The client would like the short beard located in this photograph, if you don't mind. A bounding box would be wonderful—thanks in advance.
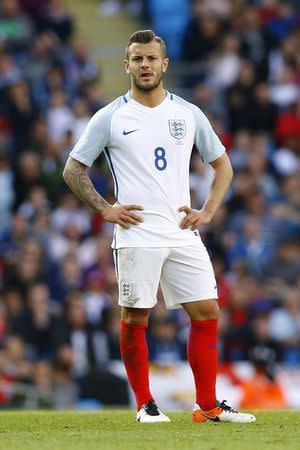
[132,72,163,92]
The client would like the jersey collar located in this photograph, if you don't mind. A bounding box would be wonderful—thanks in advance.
[123,90,173,109]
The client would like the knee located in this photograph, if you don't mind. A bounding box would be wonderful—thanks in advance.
[187,300,220,321]
[121,307,150,326]
[202,301,220,321]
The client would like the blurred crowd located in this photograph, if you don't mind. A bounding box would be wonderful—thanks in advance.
[0,0,300,409]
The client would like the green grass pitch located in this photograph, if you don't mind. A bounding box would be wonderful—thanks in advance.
[0,410,298,450]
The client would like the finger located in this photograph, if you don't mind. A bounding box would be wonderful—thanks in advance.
[178,205,191,214]
[126,211,144,222]
[121,215,141,225]
[124,204,144,211]
[117,219,131,229]
[182,214,200,229]
[180,214,194,229]
[189,218,200,228]
[193,218,207,228]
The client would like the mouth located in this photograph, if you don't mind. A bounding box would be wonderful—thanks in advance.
[141,72,153,79]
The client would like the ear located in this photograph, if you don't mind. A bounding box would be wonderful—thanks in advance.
[162,58,169,73]
[124,60,131,74]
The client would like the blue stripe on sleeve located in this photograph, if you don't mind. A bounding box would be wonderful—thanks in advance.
[115,248,119,279]
[104,147,119,200]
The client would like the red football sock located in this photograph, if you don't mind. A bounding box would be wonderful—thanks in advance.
[120,320,153,410]
[187,319,218,410]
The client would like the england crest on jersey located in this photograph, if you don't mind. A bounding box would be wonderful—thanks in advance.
[168,120,186,139]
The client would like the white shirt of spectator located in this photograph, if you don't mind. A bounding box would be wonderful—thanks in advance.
[70,91,225,248]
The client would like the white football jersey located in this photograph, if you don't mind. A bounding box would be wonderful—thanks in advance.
[70,91,225,248]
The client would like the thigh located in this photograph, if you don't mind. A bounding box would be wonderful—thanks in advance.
[114,247,167,309]
[160,244,218,309]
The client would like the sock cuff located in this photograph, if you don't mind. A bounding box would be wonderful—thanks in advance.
[191,319,218,329]
[121,319,148,330]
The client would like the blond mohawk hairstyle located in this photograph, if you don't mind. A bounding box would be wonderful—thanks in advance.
[125,29,167,59]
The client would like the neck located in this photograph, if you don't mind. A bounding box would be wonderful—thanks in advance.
[130,84,166,108]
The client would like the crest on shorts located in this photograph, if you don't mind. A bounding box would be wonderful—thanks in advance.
[168,120,186,139]
[122,281,133,301]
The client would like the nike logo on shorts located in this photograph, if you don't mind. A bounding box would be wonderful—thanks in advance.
[123,129,138,135]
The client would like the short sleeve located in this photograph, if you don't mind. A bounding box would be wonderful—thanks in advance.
[69,107,111,167]
[193,106,225,163]
[70,94,129,167]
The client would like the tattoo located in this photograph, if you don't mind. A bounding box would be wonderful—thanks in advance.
[63,158,108,213]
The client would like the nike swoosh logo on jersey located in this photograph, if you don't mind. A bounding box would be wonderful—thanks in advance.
[123,129,138,135]
[198,412,220,422]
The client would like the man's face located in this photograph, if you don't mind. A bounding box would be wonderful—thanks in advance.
[124,41,169,91]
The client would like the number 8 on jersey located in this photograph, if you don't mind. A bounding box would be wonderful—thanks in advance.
[154,147,167,171]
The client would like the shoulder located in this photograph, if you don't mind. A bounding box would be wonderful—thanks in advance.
[171,93,201,115]
[171,93,207,123]
[92,95,127,124]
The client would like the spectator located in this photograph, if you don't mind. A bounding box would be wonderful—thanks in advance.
[19,0,49,20]
[226,61,256,132]
[265,239,300,285]
[0,212,30,264]
[2,289,23,337]
[240,310,286,409]
[0,335,32,386]
[238,5,270,80]
[0,149,14,226]
[80,80,106,114]
[26,32,64,108]
[0,52,23,89]
[275,97,300,148]
[268,288,300,364]
[13,151,43,206]
[12,282,58,360]
[148,318,186,364]
[7,80,37,154]
[266,1,298,44]
[52,357,78,409]
[210,33,241,90]
[18,185,50,222]
[48,255,82,302]
[67,41,99,89]
[71,98,90,144]
[53,292,109,377]
[46,89,74,142]
[181,7,223,64]
[5,241,46,294]
[0,0,33,57]
[37,0,74,43]
[251,83,278,133]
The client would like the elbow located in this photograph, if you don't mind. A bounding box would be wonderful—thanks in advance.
[62,166,68,182]
[228,164,234,184]
[63,157,87,185]
[63,165,70,184]
[219,159,233,189]
[223,155,233,185]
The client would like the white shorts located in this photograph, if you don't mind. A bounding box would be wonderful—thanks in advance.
[114,244,218,309]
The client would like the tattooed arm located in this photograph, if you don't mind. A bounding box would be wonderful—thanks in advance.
[63,157,108,213]
[63,157,144,229]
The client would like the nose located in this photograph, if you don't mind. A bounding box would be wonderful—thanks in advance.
[141,57,149,68]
